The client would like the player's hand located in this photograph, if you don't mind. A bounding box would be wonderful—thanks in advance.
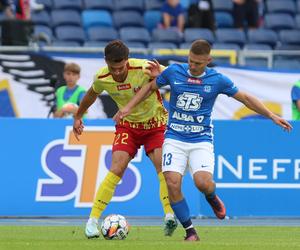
[270,114,292,132]
[113,107,131,124]
[73,118,84,141]
[145,60,161,78]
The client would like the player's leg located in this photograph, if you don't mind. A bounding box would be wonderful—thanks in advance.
[85,126,137,238]
[189,142,226,219]
[148,148,177,236]
[162,139,199,241]
[145,127,177,236]
[85,151,132,238]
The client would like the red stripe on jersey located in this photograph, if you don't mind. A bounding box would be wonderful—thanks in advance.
[98,72,111,79]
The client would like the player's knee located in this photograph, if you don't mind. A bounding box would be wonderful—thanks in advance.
[165,177,181,198]
[195,178,214,193]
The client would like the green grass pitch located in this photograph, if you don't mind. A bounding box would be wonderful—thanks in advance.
[0,226,300,250]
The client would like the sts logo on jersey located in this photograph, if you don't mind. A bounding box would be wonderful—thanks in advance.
[176,92,203,111]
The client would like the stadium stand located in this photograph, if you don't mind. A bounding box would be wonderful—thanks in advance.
[51,10,82,28]
[31,11,51,26]
[152,28,183,45]
[113,11,144,28]
[148,42,178,49]
[87,27,118,42]
[215,11,234,28]
[212,0,233,13]
[265,0,296,15]
[144,10,161,31]
[119,27,151,45]
[215,28,246,48]
[247,29,278,48]
[52,0,82,11]
[145,0,163,10]
[55,26,86,44]
[264,13,295,31]
[83,0,115,11]
[115,0,145,13]
[184,28,215,44]
[82,10,113,29]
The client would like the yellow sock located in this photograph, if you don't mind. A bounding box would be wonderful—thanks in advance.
[90,171,121,219]
[158,172,174,215]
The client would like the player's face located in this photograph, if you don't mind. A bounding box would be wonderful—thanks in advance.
[188,52,211,76]
[64,71,80,87]
[107,59,128,82]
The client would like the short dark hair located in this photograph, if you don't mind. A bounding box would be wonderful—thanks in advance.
[190,40,211,55]
[105,40,129,63]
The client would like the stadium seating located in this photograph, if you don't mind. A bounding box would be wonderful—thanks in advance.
[215,11,234,28]
[247,29,278,48]
[215,28,246,47]
[243,44,273,50]
[213,43,241,50]
[152,28,183,45]
[115,0,145,13]
[124,42,146,48]
[296,14,300,29]
[52,41,81,47]
[273,58,300,69]
[265,0,296,15]
[113,11,144,28]
[145,0,163,10]
[87,27,118,42]
[264,13,295,30]
[36,0,53,10]
[212,0,233,13]
[244,58,269,68]
[31,10,51,26]
[180,0,191,9]
[148,42,178,49]
[82,10,113,29]
[34,25,53,42]
[83,0,114,11]
[55,26,86,44]
[52,0,82,11]
[144,10,161,31]
[83,41,108,47]
[119,27,151,45]
[184,28,215,44]
[279,30,300,45]
[51,10,82,28]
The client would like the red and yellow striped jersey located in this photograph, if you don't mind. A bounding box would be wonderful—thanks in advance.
[92,58,167,129]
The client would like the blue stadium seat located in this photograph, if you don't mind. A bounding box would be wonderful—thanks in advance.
[247,29,278,48]
[265,0,296,15]
[83,0,114,11]
[213,43,241,50]
[148,42,178,49]
[87,27,118,41]
[124,42,146,48]
[52,40,81,47]
[184,28,215,44]
[215,11,234,28]
[264,13,295,30]
[144,10,161,31]
[298,0,300,13]
[212,0,233,12]
[36,0,53,10]
[51,10,82,27]
[296,14,300,29]
[273,58,300,70]
[115,0,144,13]
[113,11,144,28]
[279,30,300,45]
[215,28,246,47]
[31,10,51,26]
[55,25,86,44]
[180,0,190,9]
[52,0,82,11]
[243,44,272,50]
[145,0,163,10]
[152,28,183,45]
[276,44,300,50]
[82,10,113,29]
[34,25,53,41]
[179,42,192,49]
[84,41,108,47]
[244,58,268,68]
[119,27,151,45]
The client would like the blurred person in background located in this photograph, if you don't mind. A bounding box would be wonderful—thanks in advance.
[233,0,261,30]
[15,0,31,20]
[161,0,185,33]
[187,0,216,31]
[54,63,86,118]
[291,80,300,120]
[0,0,14,18]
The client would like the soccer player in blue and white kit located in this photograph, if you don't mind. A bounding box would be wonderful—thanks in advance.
[114,40,292,241]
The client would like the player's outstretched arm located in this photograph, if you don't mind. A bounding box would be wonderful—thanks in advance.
[73,87,99,140]
[233,91,292,132]
[113,80,159,123]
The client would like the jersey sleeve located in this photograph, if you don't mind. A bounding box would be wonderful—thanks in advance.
[92,71,104,94]
[291,85,300,101]
[156,65,173,88]
[219,74,238,97]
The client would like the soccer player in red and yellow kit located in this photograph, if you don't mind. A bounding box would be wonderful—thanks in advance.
[73,40,177,239]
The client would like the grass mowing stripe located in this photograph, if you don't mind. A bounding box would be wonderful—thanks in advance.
[0,226,300,250]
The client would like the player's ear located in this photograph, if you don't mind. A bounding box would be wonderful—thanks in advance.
[207,56,212,64]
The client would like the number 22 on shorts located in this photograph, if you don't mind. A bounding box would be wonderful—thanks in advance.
[114,133,129,145]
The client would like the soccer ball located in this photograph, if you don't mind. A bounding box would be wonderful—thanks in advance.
[100,214,130,240]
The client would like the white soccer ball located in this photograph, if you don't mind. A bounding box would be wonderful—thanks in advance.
[100,214,130,240]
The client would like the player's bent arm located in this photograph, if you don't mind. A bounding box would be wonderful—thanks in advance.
[74,87,99,119]
[233,91,273,118]
[233,91,292,131]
